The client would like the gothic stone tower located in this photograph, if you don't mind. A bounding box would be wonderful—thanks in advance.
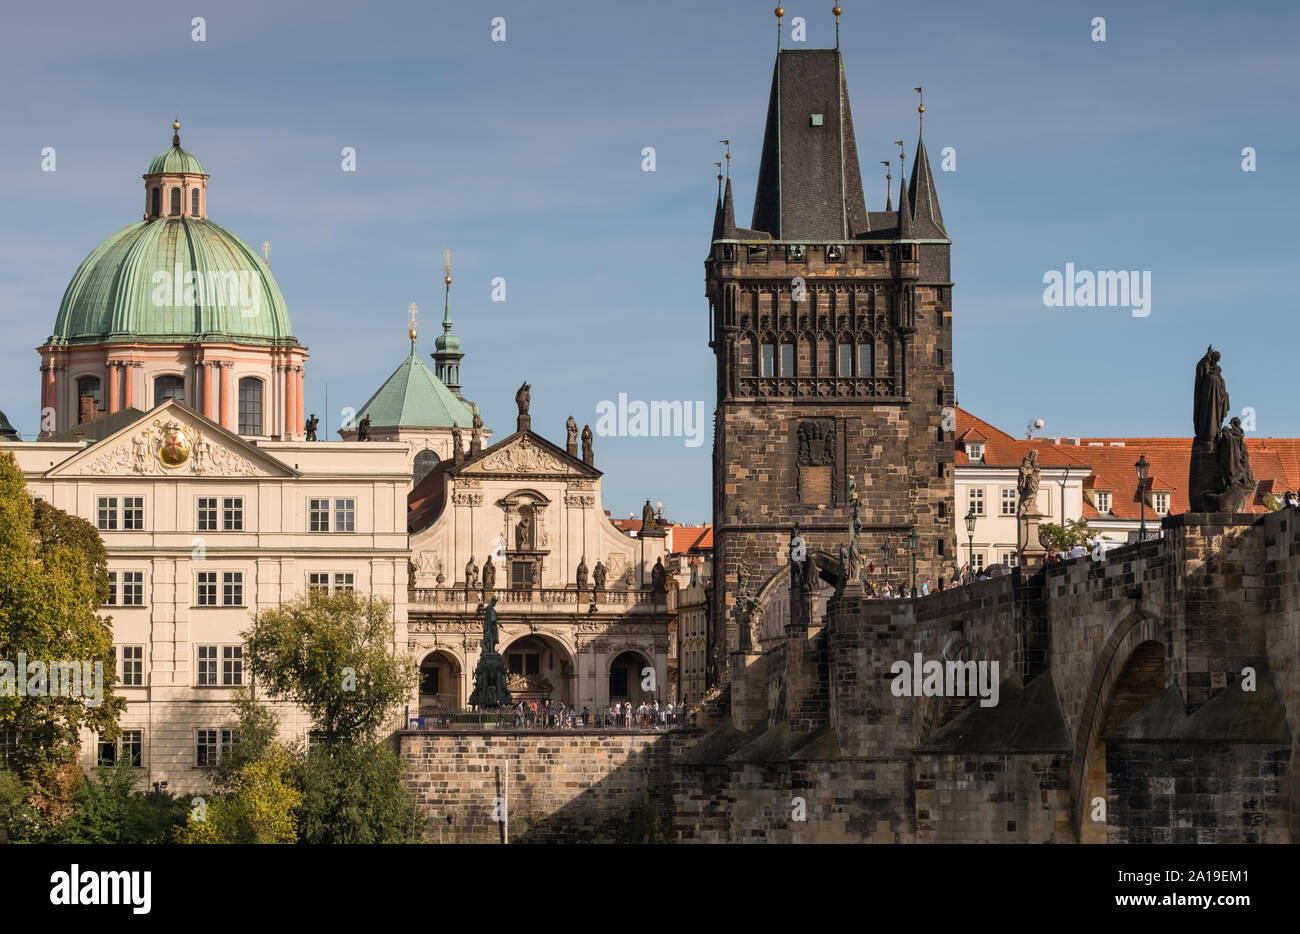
[706,46,955,680]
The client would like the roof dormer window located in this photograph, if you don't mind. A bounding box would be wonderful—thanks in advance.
[967,442,984,462]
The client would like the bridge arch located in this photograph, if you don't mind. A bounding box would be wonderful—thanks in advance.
[750,551,839,650]
[1070,610,1167,842]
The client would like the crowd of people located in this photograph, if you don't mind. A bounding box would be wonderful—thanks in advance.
[411,699,689,730]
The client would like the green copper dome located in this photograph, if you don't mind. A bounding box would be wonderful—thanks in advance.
[356,343,477,429]
[48,217,298,346]
[147,145,205,175]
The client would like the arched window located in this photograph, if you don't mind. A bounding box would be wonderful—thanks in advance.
[191,188,200,215]
[169,188,181,216]
[76,376,101,422]
[413,449,440,484]
[238,378,263,435]
[151,188,160,216]
[154,375,185,406]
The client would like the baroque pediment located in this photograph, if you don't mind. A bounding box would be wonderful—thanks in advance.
[458,432,596,479]
[49,401,291,479]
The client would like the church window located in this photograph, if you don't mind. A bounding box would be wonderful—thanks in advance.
[77,376,102,421]
[238,378,263,435]
[154,375,185,406]
[169,187,181,216]
[151,187,161,216]
[413,450,440,484]
[780,342,795,376]
[760,343,775,377]
[191,188,200,215]
[859,343,874,378]
[510,560,535,593]
[838,342,852,376]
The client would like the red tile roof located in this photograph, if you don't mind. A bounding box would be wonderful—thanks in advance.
[669,524,714,554]
[953,407,1092,470]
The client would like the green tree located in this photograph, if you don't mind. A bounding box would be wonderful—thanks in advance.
[244,589,416,747]
[184,744,300,844]
[0,450,124,811]
[1038,518,1095,552]
[40,760,187,844]
[294,740,421,844]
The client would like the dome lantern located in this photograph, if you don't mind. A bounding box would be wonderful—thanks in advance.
[143,120,209,220]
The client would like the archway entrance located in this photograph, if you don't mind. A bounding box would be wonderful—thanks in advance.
[1081,639,1166,843]
[609,650,654,706]
[501,634,574,706]
[419,650,462,713]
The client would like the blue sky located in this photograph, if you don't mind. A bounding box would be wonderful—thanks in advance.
[1,0,1296,521]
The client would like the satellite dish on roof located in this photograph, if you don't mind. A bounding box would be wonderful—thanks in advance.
[1026,418,1045,439]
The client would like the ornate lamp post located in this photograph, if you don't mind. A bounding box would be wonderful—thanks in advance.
[964,507,977,577]
[1135,454,1150,542]
[908,527,919,597]
[881,545,890,591]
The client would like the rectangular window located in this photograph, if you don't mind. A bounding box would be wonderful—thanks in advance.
[222,646,243,686]
[122,497,144,531]
[197,497,218,532]
[1153,492,1169,515]
[121,730,143,767]
[968,488,985,517]
[97,497,118,531]
[121,571,144,606]
[196,728,235,767]
[937,538,945,556]
[119,646,144,686]
[973,552,986,572]
[779,343,795,377]
[197,646,218,685]
[333,572,355,592]
[1001,552,1019,568]
[0,731,16,768]
[196,571,217,606]
[760,344,776,377]
[859,343,874,378]
[838,343,852,376]
[308,572,331,594]
[106,571,118,606]
[1000,488,1017,516]
[97,736,117,767]
[334,499,355,533]
[309,498,330,532]
[1096,491,1112,514]
[222,497,244,532]
[222,572,243,606]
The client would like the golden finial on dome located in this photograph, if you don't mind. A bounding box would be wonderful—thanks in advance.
[173,120,180,131]
[172,118,181,148]
[833,4,842,17]
[774,5,784,17]
[408,302,419,341]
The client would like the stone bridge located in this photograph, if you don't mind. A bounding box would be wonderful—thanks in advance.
[674,510,1298,843]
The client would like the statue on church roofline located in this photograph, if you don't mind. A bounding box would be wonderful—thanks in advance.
[356,413,371,442]
[581,424,594,465]
[515,381,531,416]
[305,413,318,442]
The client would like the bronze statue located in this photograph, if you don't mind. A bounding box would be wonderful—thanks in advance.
[356,414,371,442]
[1017,449,1041,516]
[592,560,607,592]
[515,381,531,416]
[481,597,500,655]
[305,413,319,441]
[651,556,667,592]
[576,555,589,591]
[1193,346,1229,445]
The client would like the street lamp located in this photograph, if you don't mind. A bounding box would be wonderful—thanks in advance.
[964,507,977,577]
[908,527,919,597]
[1135,454,1150,542]
[881,545,890,591]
